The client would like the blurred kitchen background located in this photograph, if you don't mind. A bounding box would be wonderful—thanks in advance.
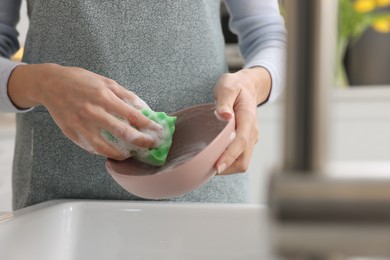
[1,0,390,213]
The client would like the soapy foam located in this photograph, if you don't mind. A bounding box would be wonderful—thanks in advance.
[121,99,163,132]
[147,120,165,132]
[133,97,150,110]
[101,130,132,158]
[141,120,168,147]
[104,97,175,164]
[102,116,171,160]
[123,125,142,143]
[77,134,96,154]
[123,96,150,110]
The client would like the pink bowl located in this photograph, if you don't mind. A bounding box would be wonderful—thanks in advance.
[105,103,235,199]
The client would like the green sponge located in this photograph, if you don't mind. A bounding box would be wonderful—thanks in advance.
[102,109,176,166]
[135,109,177,166]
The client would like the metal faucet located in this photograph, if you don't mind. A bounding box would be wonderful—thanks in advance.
[271,1,390,259]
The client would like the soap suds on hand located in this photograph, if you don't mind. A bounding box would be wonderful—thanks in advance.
[76,134,98,155]
[102,108,176,166]
[123,96,150,110]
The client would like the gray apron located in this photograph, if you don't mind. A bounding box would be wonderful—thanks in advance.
[13,0,249,210]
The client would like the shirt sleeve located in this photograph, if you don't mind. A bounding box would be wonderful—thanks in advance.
[0,0,31,113]
[224,0,287,103]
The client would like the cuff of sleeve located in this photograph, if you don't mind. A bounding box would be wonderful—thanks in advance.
[244,61,281,104]
[244,54,286,104]
[0,58,33,113]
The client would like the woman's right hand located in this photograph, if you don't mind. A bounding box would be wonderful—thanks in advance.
[8,63,161,160]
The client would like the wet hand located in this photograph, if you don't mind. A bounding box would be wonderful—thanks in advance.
[8,64,161,160]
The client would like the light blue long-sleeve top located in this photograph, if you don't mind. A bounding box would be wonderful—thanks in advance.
[0,0,286,112]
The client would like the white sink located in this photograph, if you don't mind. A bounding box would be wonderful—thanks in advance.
[0,200,273,259]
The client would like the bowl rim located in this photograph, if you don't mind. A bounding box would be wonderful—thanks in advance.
[106,103,235,178]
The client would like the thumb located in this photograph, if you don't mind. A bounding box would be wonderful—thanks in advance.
[214,80,238,121]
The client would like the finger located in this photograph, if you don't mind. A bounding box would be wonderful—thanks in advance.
[107,119,157,148]
[99,82,160,131]
[89,108,157,148]
[59,114,129,160]
[215,105,257,174]
[218,145,254,175]
[76,130,129,160]
[110,84,150,117]
[62,128,97,154]
[214,75,239,120]
[106,97,161,130]
[215,133,246,175]
[110,86,150,110]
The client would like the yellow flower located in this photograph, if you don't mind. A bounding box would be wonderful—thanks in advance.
[354,0,376,13]
[376,0,390,7]
[11,47,24,62]
[372,15,390,32]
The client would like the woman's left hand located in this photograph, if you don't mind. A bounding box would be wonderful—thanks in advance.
[214,67,272,175]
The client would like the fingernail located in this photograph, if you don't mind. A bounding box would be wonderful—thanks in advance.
[214,110,225,121]
[217,163,227,175]
[214,109,234,121]
[220,108,233,116]
[219,109,234,120]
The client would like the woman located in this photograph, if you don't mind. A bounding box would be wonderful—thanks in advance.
[0,0,286,209]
